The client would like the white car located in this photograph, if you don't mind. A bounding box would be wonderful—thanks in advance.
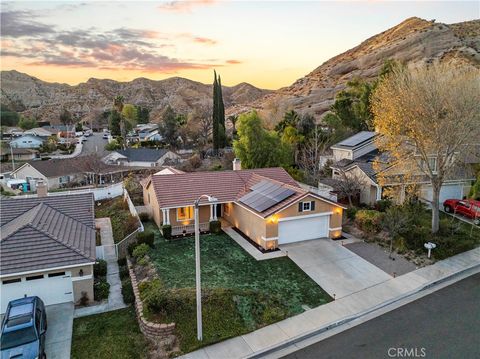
[102,133,109,139]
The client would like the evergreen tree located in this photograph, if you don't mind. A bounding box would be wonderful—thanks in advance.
[217,75,226,147]
[212,70,219,151]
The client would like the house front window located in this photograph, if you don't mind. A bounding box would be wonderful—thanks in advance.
[59,175,70,184]
[177,206,194,221]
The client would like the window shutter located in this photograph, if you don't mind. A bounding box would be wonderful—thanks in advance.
[311,201,315,211]
[298,202,303,212]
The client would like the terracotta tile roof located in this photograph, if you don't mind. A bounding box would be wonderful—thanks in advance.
[150,167,304,216]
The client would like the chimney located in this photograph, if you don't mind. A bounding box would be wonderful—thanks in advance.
[36,181,48,197]
[232,158,242,171]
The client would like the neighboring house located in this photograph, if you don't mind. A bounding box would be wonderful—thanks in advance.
[153,167,185,176]
[143,160,345,250]
[323,131,475,205]
[24,127,57,138]
[0,147,37,162]
[0,191,96,313]
[103,148,180,167]
[9,135,44,149]
[11,159,86,189]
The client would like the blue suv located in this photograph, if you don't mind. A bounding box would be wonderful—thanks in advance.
[1,296,47,359]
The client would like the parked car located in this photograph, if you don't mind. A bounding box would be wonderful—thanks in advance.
[102,133,110,139]
[75,131,84,137]
[443,198,480,225]
[0,296,47,359]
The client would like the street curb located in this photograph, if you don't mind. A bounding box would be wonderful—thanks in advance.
[246,262,480,359]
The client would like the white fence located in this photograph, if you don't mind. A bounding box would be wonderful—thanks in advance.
[12,182,124,201]
[96,245,105,260]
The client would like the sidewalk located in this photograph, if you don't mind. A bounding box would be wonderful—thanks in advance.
[181,246,480,359]
[74,218,126,318]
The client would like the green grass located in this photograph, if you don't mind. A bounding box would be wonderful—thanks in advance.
[71,308,148,359]
[142,221,331,353]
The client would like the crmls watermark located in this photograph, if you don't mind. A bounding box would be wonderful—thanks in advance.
[388,347,427,358]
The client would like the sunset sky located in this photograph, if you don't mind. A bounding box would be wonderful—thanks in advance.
[1,1,478,89]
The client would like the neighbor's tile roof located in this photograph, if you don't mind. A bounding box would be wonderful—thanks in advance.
[150,167,309,217]
[0,193,96,275]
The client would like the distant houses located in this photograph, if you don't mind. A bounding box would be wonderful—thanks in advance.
[9,134,45,149]
[103,148,180,167]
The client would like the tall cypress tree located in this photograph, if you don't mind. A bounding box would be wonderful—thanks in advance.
[212,70,219,151]
[217,75,226,147]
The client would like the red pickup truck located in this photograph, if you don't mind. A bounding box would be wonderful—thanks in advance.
[443,199,480,225]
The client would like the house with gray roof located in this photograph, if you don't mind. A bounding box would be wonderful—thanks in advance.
[0,192,96,313]
[322,131,475,205]
[103,148,180,167]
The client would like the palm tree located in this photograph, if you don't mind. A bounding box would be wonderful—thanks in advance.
[113,96,126,148]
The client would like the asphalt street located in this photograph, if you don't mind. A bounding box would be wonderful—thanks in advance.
[80,132,109,157]
[282,273,480,359]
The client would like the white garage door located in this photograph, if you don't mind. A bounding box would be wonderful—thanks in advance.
[278,215,329,244]
[422,184,464,204]
[1,271,73,313]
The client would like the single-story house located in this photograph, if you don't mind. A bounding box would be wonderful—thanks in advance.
[323,131,475,205]
[103,148,180,167]
[0,190,96,313]
[23,127,57,138]
[9,134,45,149]
[10,157,134,190]
[0,147,37,162]
[143,160,345,250]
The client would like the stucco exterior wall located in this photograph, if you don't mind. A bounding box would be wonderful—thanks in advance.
[144,183,161,226]
[266,195,343,239]
[223,203,267,247]
[168,205,210,226]
[13,164,47,184]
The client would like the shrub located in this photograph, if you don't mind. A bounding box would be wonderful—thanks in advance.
[94,260,107,278]
[132,243,150,261]
[433,237,476,260]
[139,212,150,222]
[374,199,392,212]
[121,278,135,304]
[79,291,89,306]
[162,224,172,239]
[346,207,358,220]
[355,210,384,234]
[128,242,139,256]
[209,220,221,234]
[94,279,110,301]
[137,230,155,247]
[119,265,129,280]
[117,257,127,267]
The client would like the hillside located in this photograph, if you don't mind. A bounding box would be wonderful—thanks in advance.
[0,71,271,123]
[249,17,480,119]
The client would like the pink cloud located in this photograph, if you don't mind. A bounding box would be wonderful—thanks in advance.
[158,0,217,13]
[226,59,242,64]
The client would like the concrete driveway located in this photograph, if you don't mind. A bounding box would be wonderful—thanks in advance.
[45,303,74,359]
[281,239,391,299]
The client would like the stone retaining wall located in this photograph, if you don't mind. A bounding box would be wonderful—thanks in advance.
[127,259,175,340]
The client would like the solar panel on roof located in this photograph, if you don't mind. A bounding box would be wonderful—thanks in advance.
[238,180,295,213]
[337,131,375,147]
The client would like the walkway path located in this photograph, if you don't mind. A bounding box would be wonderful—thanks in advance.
[181,246,480,359]
[223,226,286,261]
[74,218,126,318]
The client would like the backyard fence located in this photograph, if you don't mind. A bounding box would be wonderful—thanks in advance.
[12,182,124,201]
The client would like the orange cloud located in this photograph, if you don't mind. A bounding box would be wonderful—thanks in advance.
[226,59,242,64]
[194,37,217,45]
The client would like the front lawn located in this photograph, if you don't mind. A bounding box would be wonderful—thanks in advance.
[140,222,331,353]
[71,308,148,359]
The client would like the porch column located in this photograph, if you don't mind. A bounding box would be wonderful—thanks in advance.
[209,204,214,221]
[166,209,170,225]
[213,204,218,221]
[162,209,167,224]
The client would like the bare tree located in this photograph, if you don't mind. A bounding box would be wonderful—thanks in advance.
[332,170,363,207]
[191,104,212,145]
[382,206,411,259]
[372,64,480,233]
[297,127,330,185]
